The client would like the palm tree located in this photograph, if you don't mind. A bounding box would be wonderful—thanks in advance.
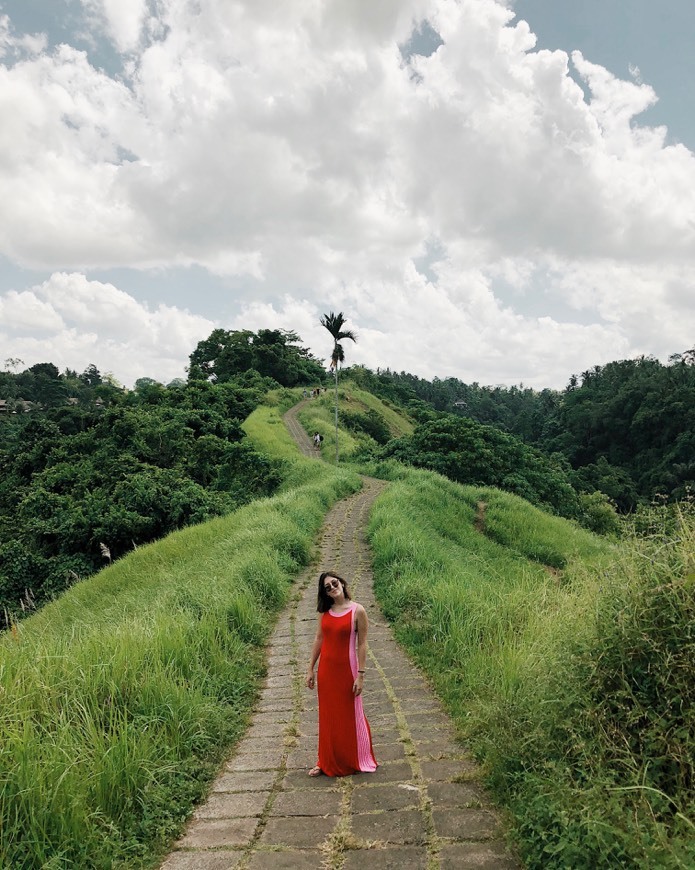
[320,311,357,463]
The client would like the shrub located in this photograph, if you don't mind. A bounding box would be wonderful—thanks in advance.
[380,414,581,518]
[578,491,622,536]
[340,409,392,445]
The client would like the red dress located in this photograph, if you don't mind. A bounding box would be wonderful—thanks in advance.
[317,602,378,776]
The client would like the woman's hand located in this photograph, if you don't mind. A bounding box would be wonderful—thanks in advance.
[352,673,364,696]
[305,670,315,690]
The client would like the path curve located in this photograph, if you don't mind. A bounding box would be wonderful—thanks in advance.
[161,405,518,869]
[283,399,319,459]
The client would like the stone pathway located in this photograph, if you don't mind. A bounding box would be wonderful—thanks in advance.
[160,408,519,869]
[282,399,318,459]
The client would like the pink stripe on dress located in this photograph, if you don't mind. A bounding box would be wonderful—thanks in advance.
[350,604,378,772]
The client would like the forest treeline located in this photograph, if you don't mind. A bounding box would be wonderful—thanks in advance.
[348,350,695,510]
[1,330,693,623]
[0,328,324,624]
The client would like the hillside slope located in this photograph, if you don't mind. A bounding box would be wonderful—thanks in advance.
[0,390,362,868]
[366,463,693,869]
[2,385,691,869]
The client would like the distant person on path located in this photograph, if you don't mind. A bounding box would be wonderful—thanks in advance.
[313,432,322,449]
[305,571,378,777]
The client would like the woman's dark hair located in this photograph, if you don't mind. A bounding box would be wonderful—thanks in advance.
[317,571,350,613]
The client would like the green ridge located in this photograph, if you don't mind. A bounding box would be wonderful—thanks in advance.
[2,384,692,869]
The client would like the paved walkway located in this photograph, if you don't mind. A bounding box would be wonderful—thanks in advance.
[282,399,319,459]
[161,405,518,869]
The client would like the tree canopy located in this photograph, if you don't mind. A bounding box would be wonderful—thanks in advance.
[352,350,695,508]
[188,328,325,386]
[380,412,581,518]
[0,365,280,625]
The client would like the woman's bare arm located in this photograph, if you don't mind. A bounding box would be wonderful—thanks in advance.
[305,614,323,690]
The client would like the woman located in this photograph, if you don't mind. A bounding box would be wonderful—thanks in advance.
[305,571,378,777]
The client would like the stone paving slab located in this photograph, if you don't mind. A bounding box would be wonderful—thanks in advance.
[225,752,281,772]
[433,807,502,840]
[178,817,259,849]
[258,815,339,848]
[439,842,520,868]
[427,781,486,807]
[270,789,342,816]
[211,771,276,793]
[367,742,406,762]
[406,700,445,713]
[263,675,293,688]
[351,783,420,813]
[263,667,294,679]
[368,713,400,727]
[371,728,401,744]
[266,656,294,670]
[420,759,481,782]
[386,677,432,690]
[250,712,293,725]
[412,735,462,755]
[361,760,413,784]
[350,808,428,844]
[192,791,269,820]
[237,735,288,753]
[363,706,396,719]
[159,458,519,868]
[160,852,243,870]
[285,749,318,769]
[245,850,325,869]
[280,770,341,790]
[342,846,429,869]
[405,711,453,727]
[257,695,294,709]
[243,724,288,740]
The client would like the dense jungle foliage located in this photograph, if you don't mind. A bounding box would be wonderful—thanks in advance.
[348,350,695,509]
[187,326,326,386]
[0,329,328,624]
[2,334,693,624]
[377,412,582,519]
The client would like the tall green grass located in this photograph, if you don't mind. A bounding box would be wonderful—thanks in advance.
[490,506,695,869]
[297,391,360,459]
[368,468,596,705]
[368,467,694,867]
[0,457,360,868]
[337,383,414,438]
[295,381,413,461]
[467,486,608,569]
[264,386,305,414]
[241,403,303,463]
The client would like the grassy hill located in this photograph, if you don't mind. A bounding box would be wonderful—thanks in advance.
[0,388,362,868]
[296,380,414,458]
[364,463,693,868]
[1,385,692,869]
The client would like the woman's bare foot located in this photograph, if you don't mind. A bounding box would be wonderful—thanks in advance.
[308,766,323,777]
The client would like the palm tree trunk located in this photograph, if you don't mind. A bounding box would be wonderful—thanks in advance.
[334,362,339,463]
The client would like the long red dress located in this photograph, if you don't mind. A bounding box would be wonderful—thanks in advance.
[317,602,378,776]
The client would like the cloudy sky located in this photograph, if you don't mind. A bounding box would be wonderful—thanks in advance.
[1,0,694,390]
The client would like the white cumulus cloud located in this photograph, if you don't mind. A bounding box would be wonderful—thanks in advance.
[0,0,693,389]
[1,273,215,386]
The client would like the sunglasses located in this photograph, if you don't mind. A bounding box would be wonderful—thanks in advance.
[323,579,341,591]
